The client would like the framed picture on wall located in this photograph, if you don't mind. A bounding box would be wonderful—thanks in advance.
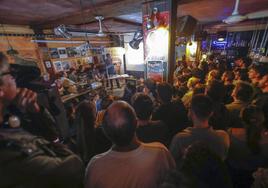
[66,47,77,57]
[53,61,63,72]
[58,47,68,58]
[45,61,52,68]
[49,48,60,59]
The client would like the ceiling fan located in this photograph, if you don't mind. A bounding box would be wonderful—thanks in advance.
[223,0,268,24]
[54,15,108,38]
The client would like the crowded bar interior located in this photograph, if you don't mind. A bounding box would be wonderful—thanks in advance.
[0,0,268,187]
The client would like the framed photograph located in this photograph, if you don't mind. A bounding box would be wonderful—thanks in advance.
[45,61,52,68]
[58,47,68,59]
[53,61,63,72]
[49,48,60,59]
[66,47,77,57]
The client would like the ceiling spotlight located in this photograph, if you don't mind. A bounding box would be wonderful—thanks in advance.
[129,30,143,49]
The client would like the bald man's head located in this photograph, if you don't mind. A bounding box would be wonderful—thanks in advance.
[103,101,137,147]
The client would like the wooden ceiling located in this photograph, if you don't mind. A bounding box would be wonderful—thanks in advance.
[178,0,268,23]
[0,0,267,33]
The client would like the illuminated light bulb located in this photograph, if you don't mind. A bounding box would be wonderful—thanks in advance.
[146,27,169,59]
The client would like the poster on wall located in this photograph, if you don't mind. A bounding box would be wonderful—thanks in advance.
[143,0,170,81]
[147,60,165,82]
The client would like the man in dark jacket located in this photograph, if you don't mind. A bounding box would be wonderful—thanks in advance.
[0,52,84,188]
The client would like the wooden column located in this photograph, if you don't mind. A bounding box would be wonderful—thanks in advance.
[167,0,178,84]
[31,26,54,77]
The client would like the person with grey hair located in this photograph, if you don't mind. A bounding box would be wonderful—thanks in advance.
[85,101,175,188]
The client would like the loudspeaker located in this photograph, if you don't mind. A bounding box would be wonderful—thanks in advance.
[194,30,208,41]
[177,15,197,37]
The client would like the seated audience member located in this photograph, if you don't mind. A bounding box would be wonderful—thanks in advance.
[206,80,231,130]
[226,81,254,120]
[0,52,84,188]
[170,94,230,163]
[221,71,235,104]
[58,71,78,94]
[182,77,200,107]
[85,101,175,188]
[180,142,233,188]
[132,93,168,146]
[227,105,268,188]
[152,82,189,144]
[68,68,78,82]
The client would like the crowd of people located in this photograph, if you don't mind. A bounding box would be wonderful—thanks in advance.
[0,50,268,188]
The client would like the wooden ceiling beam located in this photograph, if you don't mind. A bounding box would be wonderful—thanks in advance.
[39,0,144,29]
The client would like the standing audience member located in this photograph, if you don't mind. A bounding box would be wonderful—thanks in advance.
[121,81,137,104]
[221,71,235,104]
[226,81,254,128]
[105,53,120,89]
[0,52,84,188]
[143,78,158,105]
[206,80,231,130]
[132,93,168,146]
[75,100,96,163]
[152,82,189,144]
[85,101,175,188]
[234,68,250,83]
[227,105,268,188]
[206,69,221,85]
[180,142,233,188]
[170,94,230,164]
[181,77,200,108]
